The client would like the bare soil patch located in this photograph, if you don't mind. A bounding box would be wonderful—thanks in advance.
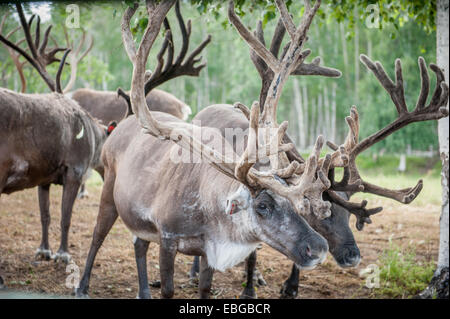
[0,184,440,299]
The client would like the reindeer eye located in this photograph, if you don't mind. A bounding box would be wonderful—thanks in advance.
[256,202,271,217]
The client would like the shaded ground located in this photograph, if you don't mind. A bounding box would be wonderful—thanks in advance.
[0,182,440,299]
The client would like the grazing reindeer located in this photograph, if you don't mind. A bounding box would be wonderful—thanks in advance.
[0,4,112,269]
[196,0,447,299]
[76,0,340,299]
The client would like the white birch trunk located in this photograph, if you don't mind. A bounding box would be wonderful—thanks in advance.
[331,82,337,143]
[302,85,309,149]
[421,0,449,299]
[436,0,449,274]
[293,78,305,149]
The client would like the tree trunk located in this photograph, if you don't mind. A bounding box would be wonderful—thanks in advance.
[293,78,305,149]
[339,23,351,91]
[419,0,449,299]
[354,15,360,102]
[302,85,309,148]
[331,82,337,143]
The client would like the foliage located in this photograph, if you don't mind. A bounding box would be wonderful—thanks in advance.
[0,1,440,153]
[371,243,436,298]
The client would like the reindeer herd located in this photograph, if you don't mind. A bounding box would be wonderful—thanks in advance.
[0,0,448,299]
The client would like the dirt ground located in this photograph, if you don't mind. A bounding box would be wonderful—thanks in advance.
[0,182,440,299]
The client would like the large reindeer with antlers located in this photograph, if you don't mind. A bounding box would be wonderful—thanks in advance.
[158,0,449,299]
[186,0,448,299]
[0,4,112,269]
[75,0,338,299]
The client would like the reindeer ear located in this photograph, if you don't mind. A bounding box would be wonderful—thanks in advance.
[226,188,251,215]
[106,121,117,136]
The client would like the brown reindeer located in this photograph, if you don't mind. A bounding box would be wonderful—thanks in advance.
[75,0,346,299]
[0,4,112,271]
[71,88,191,125]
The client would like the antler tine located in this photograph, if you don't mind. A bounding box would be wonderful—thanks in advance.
[249,20,267,80]
[274,0,296,40]
[142,0,211,95]
[235,102,260,184]
[228,0,281,74]
[18,9,38,60]
[428,63,449,111]
[328,190,383,231]
[162,19,174,74]
[55,49,71,93]
[0,16,29,93]
[63,29,94,93]
[173,0,189,66]
[324,54,449,229]
[117,87,133,119]
[360,54,408,115]
[0,13,8,33]
[0,3,70,93]
[34,15,41,49]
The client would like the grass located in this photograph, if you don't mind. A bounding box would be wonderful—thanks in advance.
[370,243,436,298]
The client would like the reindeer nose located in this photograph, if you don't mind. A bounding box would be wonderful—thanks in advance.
[301,236,328,262]
[305,244,312,257]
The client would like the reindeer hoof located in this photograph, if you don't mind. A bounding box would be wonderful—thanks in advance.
[137,289,151,299]
[35,248,53,261]
[240,287,257,299]
[254,269,267,287]
[77,191,89,199]
[0,276,5,290]
[52,251,72,264]
[74,288,90,298]
[149,280,161,288]
[279,283,298,299]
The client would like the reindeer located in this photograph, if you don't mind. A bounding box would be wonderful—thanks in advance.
[0,4,113,271]
[164,0,449,299]
[71,3,203,199]
[191,0,449,299]
[74,0,346,299]
[72,88,191,125]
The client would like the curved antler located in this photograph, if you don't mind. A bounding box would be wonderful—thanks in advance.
[0,4,69,93]
[325,55,449,229]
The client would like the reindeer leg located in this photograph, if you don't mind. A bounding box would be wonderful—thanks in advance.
[77,183,88,199]
[159,237,177,299]
[198,256,214,299]
[76,171,118,297]
[240,250,257,299]
[53,171,81,264]
[189,256,200,284]
[133,237,151,299]
[35,184,52,260]
[280,263,300,299]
